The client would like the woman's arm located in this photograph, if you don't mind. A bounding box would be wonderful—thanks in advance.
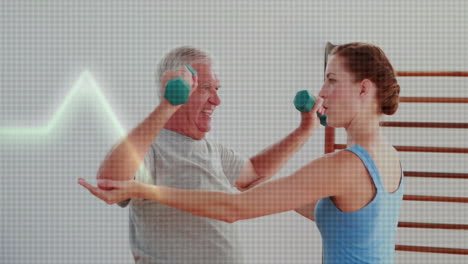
[236,101,323,190]
[294,202,318,221]
[79,150,357,223]
[138,151,355,222]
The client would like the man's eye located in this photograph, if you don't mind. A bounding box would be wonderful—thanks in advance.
[328,79,336,83]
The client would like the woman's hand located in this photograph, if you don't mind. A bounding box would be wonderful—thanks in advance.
[78,178,141,205]
[299,96,324,133]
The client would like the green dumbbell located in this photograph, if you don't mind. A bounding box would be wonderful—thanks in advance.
[164,65,198,105]
[293,90,328,126]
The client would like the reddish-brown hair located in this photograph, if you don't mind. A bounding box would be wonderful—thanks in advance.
[331,42,400,115]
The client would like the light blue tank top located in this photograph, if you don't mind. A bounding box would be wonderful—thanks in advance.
[315,145,404,264]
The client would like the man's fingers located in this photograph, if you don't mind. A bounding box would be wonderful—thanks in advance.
[191,74,198,90]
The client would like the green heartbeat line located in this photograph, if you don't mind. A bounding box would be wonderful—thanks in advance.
[0,71,152,179]
[1,71,125,137]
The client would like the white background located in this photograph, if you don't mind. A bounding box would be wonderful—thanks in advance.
[1,0,467,263]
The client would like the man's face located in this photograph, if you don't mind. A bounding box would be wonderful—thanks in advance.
[179,63,221,139]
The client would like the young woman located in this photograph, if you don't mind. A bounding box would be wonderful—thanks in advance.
[79,42,403,263]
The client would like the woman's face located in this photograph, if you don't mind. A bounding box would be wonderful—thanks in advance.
[319,55,362,128]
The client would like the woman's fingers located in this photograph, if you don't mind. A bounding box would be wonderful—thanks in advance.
[78,178,114,204]
[312,96,324,114]
[78,178,102,197]
[97,179,120,189]
[78,178,134,205]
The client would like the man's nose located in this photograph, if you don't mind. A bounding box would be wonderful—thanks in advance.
[209,91,221,106]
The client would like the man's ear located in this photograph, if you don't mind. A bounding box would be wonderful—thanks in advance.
[359,79,374,99]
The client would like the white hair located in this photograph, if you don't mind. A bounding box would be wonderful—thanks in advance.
[156,46,212,99]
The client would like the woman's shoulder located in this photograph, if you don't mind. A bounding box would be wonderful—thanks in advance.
[317,143,399,178]
[319,148,368,175]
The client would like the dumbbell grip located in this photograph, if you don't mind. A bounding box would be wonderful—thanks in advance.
[294,90,328,126]
[164,65,198,105]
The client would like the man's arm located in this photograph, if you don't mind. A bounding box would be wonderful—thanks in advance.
[97,102,177,182]
[97,67,195,182]
[236,106,322,191]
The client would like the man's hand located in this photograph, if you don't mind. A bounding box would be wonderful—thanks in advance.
[78,178,141,205]
[160,65,198,107]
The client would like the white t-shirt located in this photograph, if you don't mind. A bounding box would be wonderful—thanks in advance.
[119,129,247,264]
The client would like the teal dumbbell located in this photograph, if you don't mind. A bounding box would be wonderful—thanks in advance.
[293,90,328,126]
[164,65,198,105]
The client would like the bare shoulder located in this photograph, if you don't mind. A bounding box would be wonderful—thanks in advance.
[320,149,368,175]
[374,144,403,193]
[307,150,369,194]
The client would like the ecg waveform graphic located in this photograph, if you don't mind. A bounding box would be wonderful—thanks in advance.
[1,71,151,177]
[0,71,125,137]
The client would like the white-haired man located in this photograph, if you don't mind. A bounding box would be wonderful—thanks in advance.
[96,47,319,264]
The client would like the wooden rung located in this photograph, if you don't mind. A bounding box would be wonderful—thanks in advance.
[334,144,468,153]
[379,121,468,129]
[400,97,468,103]
[396,245,468,255]
[395,146,468,153]
[396,71,468,77]
[404,195,468,203]
[404,171,468,179]
[398,222,468,230]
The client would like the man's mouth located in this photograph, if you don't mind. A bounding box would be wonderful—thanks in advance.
[201,110,213,116]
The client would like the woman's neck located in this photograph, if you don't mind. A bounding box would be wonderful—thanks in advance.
[345,116,382,149]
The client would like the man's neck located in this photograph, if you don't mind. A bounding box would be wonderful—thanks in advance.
[164,121,206,140]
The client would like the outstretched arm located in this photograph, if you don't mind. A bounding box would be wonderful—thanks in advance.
[80,151,356,223]
[295,202,318,221]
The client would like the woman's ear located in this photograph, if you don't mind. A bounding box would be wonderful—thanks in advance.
[359,79,374,99]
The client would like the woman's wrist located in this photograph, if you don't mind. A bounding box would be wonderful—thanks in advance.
[132,181,147,199]
[296,123,315,137]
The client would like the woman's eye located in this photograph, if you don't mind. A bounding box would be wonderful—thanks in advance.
[328,79,336,83]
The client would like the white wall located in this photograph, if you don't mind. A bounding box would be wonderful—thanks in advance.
[1,0,467,263]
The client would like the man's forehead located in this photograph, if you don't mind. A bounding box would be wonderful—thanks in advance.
[193,63,219,81]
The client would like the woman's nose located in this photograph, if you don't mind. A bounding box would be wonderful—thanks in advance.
[318,85,327,99]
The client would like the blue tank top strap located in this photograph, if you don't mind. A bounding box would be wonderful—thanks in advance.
[345,145,386,193]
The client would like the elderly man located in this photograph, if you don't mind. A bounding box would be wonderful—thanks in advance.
[92,47,318,264]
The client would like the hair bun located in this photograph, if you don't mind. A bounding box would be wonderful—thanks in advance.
[381,83,400,115]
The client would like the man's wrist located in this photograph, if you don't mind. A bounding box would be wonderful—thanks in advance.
[158,99,181,111]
